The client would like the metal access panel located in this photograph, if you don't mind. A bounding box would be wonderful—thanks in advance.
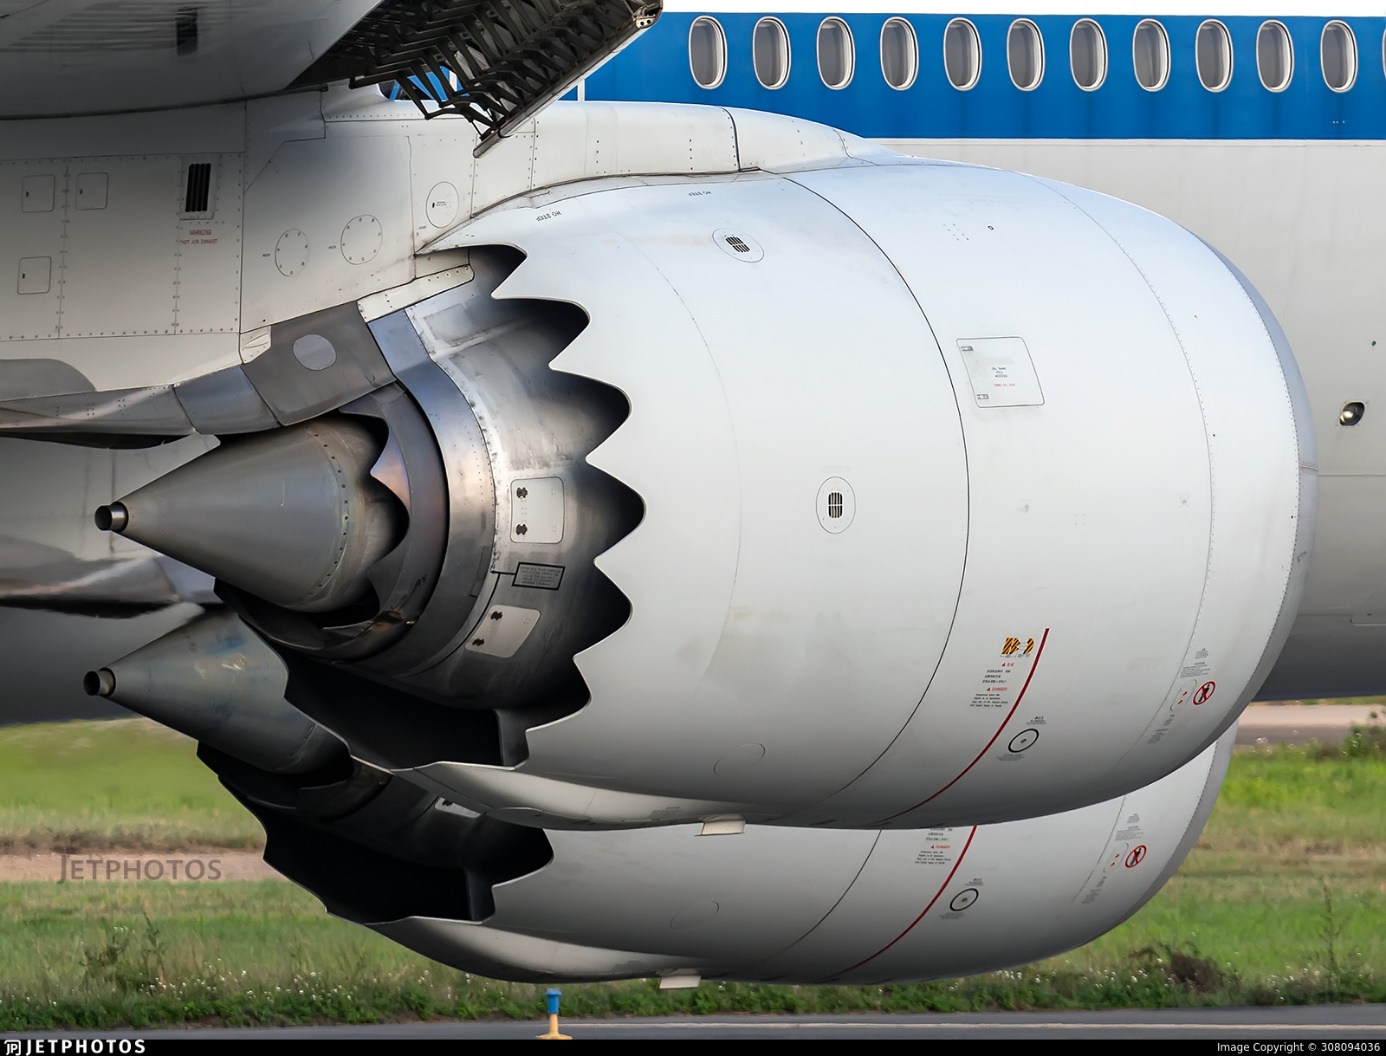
[510,477,564,543]
[17,257,51,295]
[4,164,63,339]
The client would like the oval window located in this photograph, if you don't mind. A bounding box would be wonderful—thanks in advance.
[1070,19,1107,91]
[880,17,918,90]
[818,17,854,89]
[1007,19,1044,91]
[688,17,726,89]
[944,18,981,90]
[1257,21,1293,91]
[753,17,791,90]
[1196,20,1233,91]
[1133,20,1170,91]
[1322,21,1357,91]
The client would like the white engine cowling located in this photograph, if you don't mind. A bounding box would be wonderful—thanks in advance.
[394,157,1313,829]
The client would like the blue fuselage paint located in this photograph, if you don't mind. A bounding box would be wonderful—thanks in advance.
[581,12,1386,140]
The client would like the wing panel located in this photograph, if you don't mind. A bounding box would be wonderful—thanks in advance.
[0,0,381,118]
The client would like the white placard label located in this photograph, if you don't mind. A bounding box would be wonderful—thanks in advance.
[957,337,1044,408]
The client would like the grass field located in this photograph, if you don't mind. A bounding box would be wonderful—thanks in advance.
[0,718,1383,1028]
[0,720,262,853]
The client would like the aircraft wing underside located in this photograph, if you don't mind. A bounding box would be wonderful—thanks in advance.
[0,0,660,152]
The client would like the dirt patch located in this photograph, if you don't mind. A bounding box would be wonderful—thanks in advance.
[0,850,283,883]
[0,833,264,855]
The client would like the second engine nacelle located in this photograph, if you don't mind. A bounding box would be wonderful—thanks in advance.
[98,147,1314,831]
[204,714,1234,986]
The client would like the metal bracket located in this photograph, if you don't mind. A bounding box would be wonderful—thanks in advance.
[293,0,662,155]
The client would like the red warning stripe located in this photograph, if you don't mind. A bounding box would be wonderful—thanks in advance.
[833,825,979,978]
[883,627,1051,823]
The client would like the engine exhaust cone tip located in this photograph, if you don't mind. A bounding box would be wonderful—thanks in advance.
[94,502,128,534]
[83,668,116,698]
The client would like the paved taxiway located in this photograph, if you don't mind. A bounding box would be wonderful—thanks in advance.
[1236,704,1381,746]
[47,1006,1381,1040]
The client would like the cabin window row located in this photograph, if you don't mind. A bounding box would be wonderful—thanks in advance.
[688,16,1366,95]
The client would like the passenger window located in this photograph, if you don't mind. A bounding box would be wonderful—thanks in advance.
[818,17,854,89]
[1257,21,1293,91]
[1197,20,1233,91]
[689,17,726,89]
[1070,19,1107,91]
[1133,20,1170,91]
[1007,20,1044,91]
[881,18,918,90]
[754,18,791,89]
[944,18,981,90]
[1322,21,1357,91]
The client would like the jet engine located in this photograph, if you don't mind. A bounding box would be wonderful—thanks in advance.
[91,150,1313,832]
[88,609,1233,985]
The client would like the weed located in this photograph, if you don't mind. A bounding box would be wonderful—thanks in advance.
[80,925,130,985]
[1128,943,1232,994]
[140,910,168,988]
[1339,723,1386,759]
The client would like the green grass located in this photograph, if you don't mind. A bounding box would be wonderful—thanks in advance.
[0,720,263,852]
[0,720,1383,1027]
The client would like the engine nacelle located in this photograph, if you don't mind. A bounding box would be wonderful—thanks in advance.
[97,142,1313,832]
[213,720,1233,985]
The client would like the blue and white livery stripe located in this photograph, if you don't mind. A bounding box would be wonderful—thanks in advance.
[584,10,1386,140]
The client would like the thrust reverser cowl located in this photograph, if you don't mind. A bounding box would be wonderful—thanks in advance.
[96,418,403,615]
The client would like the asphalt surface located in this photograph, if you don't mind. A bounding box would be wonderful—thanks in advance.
[1235,704,1381,746]
[16,1006,1386,1040]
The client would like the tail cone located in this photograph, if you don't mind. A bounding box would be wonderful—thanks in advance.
[94,418,402,614]
[88,610,344,775]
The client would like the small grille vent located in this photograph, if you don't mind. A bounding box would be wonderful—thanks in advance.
[183,162,211,213]
[827,492,844,518]
[725,235,751,253]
